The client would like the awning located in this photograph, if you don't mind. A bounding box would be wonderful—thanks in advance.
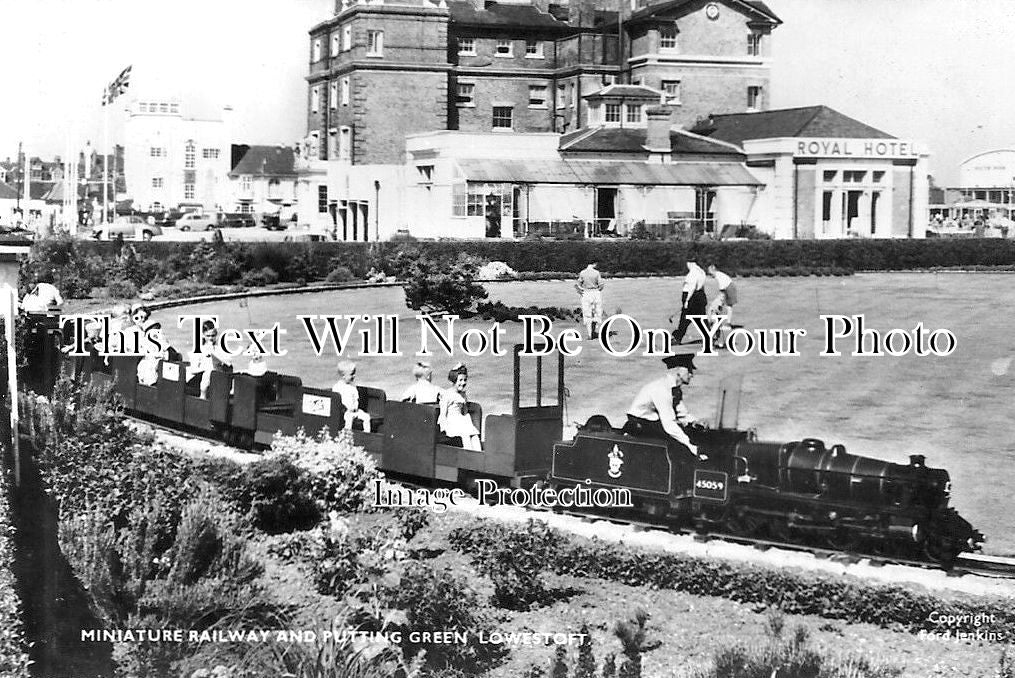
[456,158,762,186]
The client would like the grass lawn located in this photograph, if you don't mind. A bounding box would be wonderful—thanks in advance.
[155,273,1015,555]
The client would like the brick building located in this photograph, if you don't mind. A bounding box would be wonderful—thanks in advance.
[304,0,780,164]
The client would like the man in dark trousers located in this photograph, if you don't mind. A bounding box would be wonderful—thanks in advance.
[672,259,707,345]
[623,349,706,461]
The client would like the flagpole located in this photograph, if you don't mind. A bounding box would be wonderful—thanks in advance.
[103,103,109,225]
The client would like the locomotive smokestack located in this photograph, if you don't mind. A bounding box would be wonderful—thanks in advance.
[909,454,926,467]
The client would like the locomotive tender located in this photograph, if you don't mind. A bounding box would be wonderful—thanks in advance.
[30,312,983,565]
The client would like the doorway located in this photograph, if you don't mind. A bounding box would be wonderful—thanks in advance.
[595,187,617,236]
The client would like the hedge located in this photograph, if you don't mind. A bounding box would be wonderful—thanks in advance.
[448,521,1015,644]
[0,466,31,675]
[65,238,1015,278]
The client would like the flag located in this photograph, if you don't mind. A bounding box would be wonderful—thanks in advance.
[101,65,132,106]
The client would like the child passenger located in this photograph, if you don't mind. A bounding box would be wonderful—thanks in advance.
[332,360,371,432]
[438,364,481,451]
[400,361,441,404]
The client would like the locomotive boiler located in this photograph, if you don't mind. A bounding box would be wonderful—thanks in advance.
[549,378,984,565]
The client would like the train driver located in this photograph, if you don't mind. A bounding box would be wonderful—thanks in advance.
[332,360,372,433]
[622,352,706,461]
[400,361,441,404]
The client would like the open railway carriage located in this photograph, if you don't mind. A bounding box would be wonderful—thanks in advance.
[550,375,983,564]
[62,332,564,489]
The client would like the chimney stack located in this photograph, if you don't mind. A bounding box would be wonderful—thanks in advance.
[643,105,673,154]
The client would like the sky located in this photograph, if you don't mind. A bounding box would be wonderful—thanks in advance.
[1,0,1014,185]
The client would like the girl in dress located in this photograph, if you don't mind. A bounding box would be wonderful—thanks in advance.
[438,364,481,451]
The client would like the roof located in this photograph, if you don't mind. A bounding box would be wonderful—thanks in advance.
[230,145,297,177]
[0,183,17,200]
[456,158,761,185]
[561,127,744,157]
[689,105,895,147]
[28,182,54,201]
[583,84,664,101]
[628,0,781,25]
[449,0,569,29]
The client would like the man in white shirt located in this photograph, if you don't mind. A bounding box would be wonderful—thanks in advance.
[706,263,737,343]
[575,262,605,340]
[22,281,64,313]
[623,351,705,460]
[672,260,707,345]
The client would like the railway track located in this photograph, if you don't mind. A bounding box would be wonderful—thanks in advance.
[133,415,1015,581]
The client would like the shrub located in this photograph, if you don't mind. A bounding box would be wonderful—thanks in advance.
[326,265,355,283]
[382,561,507,675]
[0,464,30,676]
[239,266,279,287]
[143,281,247,300]
[193,456,321,534]
[106,278,138,299]
[267,429,381,514]
[476,300,579,323]
[450,519,561,610]
[400,251,489,316]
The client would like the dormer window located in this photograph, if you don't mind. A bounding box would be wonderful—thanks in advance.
[659,24,678,51]
[313,39,322,62]
[496,40,513,57]
[626,104,642,124]
[604,103,621,124]
[458,37,476,55]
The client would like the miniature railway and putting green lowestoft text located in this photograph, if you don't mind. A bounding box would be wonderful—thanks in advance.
[27,312,989,574]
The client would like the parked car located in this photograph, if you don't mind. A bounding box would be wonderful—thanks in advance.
[92,216,162,241]
[175,212,220,232]
[221,213,256,228]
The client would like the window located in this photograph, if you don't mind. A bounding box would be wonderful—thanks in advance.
[330,82,337,109]
[602,74,616,86]
[495,40,513,57]
[457,82,475,107]
[556,83,566,109]
[660,24,678,50]
[240,175,252,192]
[528,85,547,108]
[151,202,162,211]
[604,103,621,123]
[341,77,350,106]
[416,165,434,183]
[310,131,320,159]
[626,104,642,123]
[662,80,681,104]
[139,103,147,112]
[367,30,383,56]
[570,83,576,108]
[318,185,328,213]
[170,103,179,114]
[453,182,513,218]
[339,127,351,162]
[149,147,165,158]
[843,170,867,183]
[312,86,320,113]
[151,177,163,188]
[823,170,838,183]
[525,39,543,58]
[492,106,513,129]
[184,141,195,169]
[313,39,322,62]
[458,37,475,55]
[184,183,195,200]
[342,25,352,51]
[331,34,340,56]
[202,148,220,159]
[159,103,168,113]
[747,32,761,56]
[747,85,762,110]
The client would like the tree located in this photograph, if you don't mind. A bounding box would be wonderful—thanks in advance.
[401,251,488,316]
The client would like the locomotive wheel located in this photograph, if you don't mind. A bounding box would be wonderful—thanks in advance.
[923,536,958,566]
[724,511,763,538]
[824,528,860,552]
